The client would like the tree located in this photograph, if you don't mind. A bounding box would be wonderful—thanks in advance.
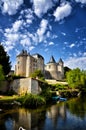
[0,44,11,75]
[66,68,86,91]
[0,65,5,80]
[30,70,45,81]
[64,66,71,78]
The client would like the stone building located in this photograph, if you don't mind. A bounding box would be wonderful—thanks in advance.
[15,50,64,80]
[45,56,64,80]
[15,50,44,77]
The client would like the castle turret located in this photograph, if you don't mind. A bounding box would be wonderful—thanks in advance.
[15,50,28,77]
[49,56,56,63]
[57,58,64,79]
[45,56,64,80]
[45,56,57,71]
[45,56,58,79]
[15,50,28,76]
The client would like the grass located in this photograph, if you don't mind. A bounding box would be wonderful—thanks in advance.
[0,95,18,102]
[0,94,46,108]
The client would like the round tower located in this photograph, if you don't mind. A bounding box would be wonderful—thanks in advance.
[57,58,64,79]
[45,56,58,79]
[15,50,28,77]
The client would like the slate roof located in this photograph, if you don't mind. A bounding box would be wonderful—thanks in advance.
[48,56,56,63]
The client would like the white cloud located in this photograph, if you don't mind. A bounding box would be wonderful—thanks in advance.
[52,34,58,39]
[64,56,86,70]
[69,43,75,48]
[49,42,54,45]
[1,41,15,52]
[54,2,72,21]
[75,0,86,4]
[1,0,23,15]
[46,31,51,38]
[64,42,68,45]
[5,33,19,43]
[3,19,24,52]
[20,9,34,25]
[0,28,3,33]
[61,32,66,36]
[13,20,23,32]
[32,0,53,17]
[4,20,23,49]
[83,52,86,56]
[5,45,14,52]
[5,20,23,33]
[20,37,31,47]
[29,46,35,51]
[37,19,48,42]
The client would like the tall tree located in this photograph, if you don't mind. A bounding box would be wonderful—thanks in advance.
[0,44,11,75]
[0,65,5,80]
[66,68,86,91]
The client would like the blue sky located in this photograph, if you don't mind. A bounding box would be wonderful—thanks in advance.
[0,0,86,70]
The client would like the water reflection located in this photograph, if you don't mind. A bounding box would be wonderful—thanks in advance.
[66,96,86,119]
[0,96,86,130]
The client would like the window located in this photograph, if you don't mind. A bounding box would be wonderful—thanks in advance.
[18,61,20,64]
[49,65,51,69]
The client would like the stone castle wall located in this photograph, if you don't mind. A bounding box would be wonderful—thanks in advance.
[0,81,9,93]
[11,78,41,95]
[0,78,41,95]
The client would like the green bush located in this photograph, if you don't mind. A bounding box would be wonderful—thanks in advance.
[17,94,46,108]
[49,84,68,91]
[59,90,79,98]
[40,88,52,102]
[30,69,45,81]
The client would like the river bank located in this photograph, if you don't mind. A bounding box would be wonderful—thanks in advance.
[0,88,81,110]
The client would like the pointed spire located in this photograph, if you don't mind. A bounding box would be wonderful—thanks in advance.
[49,56,56,63]
[59,58,63,63]
[17,50,28,57]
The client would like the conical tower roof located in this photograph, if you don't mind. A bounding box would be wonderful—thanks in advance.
[49,56,56,63]
[59,58,63,63]
[17,50,28,57]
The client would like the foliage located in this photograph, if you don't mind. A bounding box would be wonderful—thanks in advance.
[49,83,68,91]
[64,66,71,78]
[66,68,86,91]
[30,69,45,81]
[40,88,52,102]
[17,94,46,108]
[0,44,11,75]
[6,74,25,81]
[59,90,79,98]
[0,65,5,80]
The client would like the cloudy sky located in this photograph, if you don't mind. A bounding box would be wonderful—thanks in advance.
[0,0,86,70]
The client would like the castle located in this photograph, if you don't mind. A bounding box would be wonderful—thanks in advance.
[15,50,64,80]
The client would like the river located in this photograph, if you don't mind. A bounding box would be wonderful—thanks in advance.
[0,96,86,130]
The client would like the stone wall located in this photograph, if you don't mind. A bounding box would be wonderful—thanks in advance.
[0,81,9,93]
[0,78,41,95]
[10,78,41,95]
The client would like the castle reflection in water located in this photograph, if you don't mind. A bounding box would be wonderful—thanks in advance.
[0,104,66,130]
